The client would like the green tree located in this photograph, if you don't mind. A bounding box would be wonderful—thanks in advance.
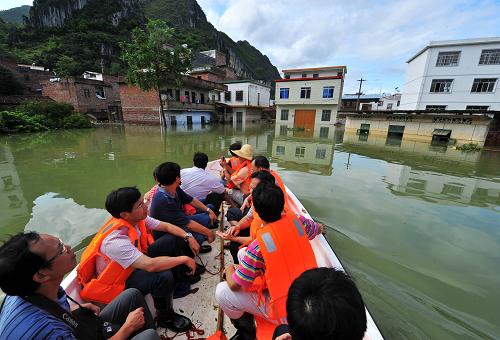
[54,55,81,76]
[119,19,192,123]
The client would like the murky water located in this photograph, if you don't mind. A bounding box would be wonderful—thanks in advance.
[1,124,499,339]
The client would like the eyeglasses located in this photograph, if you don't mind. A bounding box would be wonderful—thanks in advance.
[44,238,68,266]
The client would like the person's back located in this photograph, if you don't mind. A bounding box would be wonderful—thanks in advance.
[180,152,224,201]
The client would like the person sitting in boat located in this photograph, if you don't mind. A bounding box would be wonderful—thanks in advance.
[272,268,367,340]
[219,141,243,183]
[77,187,197,332]
[221,143,254,208]
[215,183,323,340]
[219,170,276,264]
[0,231,161,340]
[180,152,225,216]
[149,162,216,255]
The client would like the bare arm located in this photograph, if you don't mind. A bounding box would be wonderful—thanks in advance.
[224,265,241,291]
[109,307,145,340]
[187,219,215,243]
[131,254,195,274]
[190,198,217,222]
[156,221,200,254]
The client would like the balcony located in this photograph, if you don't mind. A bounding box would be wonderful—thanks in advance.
[162,100,216,111]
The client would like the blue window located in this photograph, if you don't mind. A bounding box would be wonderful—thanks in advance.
[280,88,289,99]
[323,86,334,98]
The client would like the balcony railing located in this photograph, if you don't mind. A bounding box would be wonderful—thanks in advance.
[162,100,216,111]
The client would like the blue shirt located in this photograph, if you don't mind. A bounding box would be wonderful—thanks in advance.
[149,186,193,229]
[0,288,76,340]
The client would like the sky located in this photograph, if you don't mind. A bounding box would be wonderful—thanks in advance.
[3,0,500,93]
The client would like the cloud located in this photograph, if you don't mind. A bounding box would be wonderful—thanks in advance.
[197,0,500,93]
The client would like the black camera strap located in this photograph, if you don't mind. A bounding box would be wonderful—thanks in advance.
[23,294,104,340]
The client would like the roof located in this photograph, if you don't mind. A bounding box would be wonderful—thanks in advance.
[342,93,382,100]
[220,79,271,88]
[192,52,216,69]
[282,66,347,73]
[407,36,500,63]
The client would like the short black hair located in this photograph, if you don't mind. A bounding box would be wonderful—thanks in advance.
[252,183,284,223]
[253,155,270,170]
[155,162,181,186]
[0,232,46,296]
[251,170,275,185]
[287,268,367,340]
[105,187,141,218]
[229,142,242,157]
[193,152,208,169]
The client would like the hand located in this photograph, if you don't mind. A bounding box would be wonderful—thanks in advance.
[184,256,196,275]
[219,156,226,167]
[223,264,236,280]
[208,209,217,223]
[206,231,215,243]
[216,230,234,241]
[81,302,100,316]
[188,237,200,255]
[276,334,292,340]
[317,222,326,234]
[226,225,240,237]
[124,307,145,333]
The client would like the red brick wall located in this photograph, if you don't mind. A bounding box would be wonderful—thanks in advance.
[119,84,161,124]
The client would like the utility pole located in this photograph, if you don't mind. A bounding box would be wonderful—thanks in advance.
[355,77,366,111]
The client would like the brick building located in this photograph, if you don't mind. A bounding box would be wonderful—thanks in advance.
[41,75,122,121]
[0,59,53,95]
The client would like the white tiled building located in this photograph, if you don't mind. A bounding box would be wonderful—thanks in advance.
[400,37,500,111]
[275,66,346,129]
[219,80,271,125]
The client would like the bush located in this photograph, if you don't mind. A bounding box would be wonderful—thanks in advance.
[456,143,481,152]
[18,101,75,128]
[62,113,92,129]
[0,111,48,133]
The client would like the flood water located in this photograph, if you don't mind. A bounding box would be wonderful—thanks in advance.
[1,124,499,339]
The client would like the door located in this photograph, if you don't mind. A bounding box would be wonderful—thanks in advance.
[187,116,193,125]
[200,93,205,104]
[236,112,243,123]
[294,110,316,137]
[201,116,206,125]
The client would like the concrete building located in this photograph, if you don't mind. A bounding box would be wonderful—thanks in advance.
[344,112,492,146]
[371,93,402,111]
[275,66,346,133]
[400,37,500,110]
[341,93,382,111]
[219,80,271,125]
[41,74,122,121]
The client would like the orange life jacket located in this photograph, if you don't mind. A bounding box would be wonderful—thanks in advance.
[247,212,318,323]
[77,217,153,304]
[226,160,252,193]
[228,156,241,170]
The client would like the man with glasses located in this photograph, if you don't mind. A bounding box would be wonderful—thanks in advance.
[0,232,160,339]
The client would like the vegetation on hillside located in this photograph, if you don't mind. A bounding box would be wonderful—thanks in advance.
[0,101,91,133]
[0,65,24,95]
[0,5,30,24]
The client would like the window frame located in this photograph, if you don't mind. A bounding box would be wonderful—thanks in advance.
[435,51,461,67]
[224,91,231,101]
[276,145,285,155]
[479,49,500,65]
[321,109,331,121]
[387,103,393,110]
[430,79,454,93]
[235,90,244,101]
[322,86,334,98]
[471,78,497,93]
[300,87,311,99]
[280,109,289,121]
[279,88,289,99]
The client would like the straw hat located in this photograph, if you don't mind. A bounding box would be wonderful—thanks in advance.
[232,144,254,160]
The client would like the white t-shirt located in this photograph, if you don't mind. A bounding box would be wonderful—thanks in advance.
[96,216,160,274]
[180,166,225,200]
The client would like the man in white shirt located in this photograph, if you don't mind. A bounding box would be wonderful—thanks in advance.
[180,152,225,214]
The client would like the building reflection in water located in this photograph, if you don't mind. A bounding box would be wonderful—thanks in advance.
[272,123,336,176]
[341,131,500,208]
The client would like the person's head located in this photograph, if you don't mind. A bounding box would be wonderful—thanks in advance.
[232,144,254,162]
[193,152,209,169]
[286,267,367,340]
[250,170,275,190]
[252,183,284,223]
[0,232,76,296]
[251,155,270,173]
[105,187,147,222]
[229,142,242,157]
[155,162,181,187]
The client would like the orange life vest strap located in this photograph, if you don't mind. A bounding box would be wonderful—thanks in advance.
[226,160,251,189]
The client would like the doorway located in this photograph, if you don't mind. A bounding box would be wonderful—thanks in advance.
[294,110,316,137]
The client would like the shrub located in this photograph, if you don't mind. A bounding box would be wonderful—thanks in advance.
[456,143,481,152]
[62,113,92,129]
[0,111,48,133]
[18,101,75,128]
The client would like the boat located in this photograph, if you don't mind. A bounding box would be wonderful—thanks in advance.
[62,160,384,339]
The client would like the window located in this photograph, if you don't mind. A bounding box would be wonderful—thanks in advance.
[280,109,289,120]
[322,86,334,98]
[315,148,326,159]
[479,49,500,65]
[301,73,307,78]
[279,88,289,99]
[225,91,231,101]
[387,103,393,110]
[471,78,497,93]
[295,146,305,157]
[313,73,319,78]
[466,105,489,110]
[300,87,311,99]
[95,86,105,99]
[430,79,453,93]
[436,51,461,66]
[319,127,329,138]
[285,75,290,79]
[397,101,400,107]
[235,90,244,101]
[83,89,91,98]
[276,145,285,155]
[279,125,288,136]
[321,110,331,121]
[377,101,383,107]
[442,183,464,196]
[425,105,447,110]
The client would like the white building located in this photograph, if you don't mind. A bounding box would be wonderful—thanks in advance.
[219,80,271,125]
[371,93,401,110]
[275,66,346,131]
[400,37,500,111]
